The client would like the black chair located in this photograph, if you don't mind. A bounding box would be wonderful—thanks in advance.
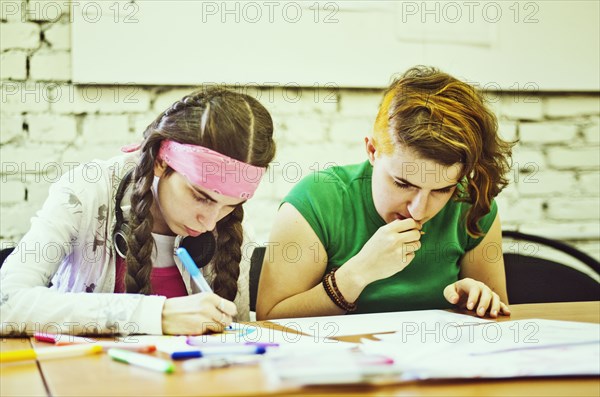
[502,230,600,304]
[0,247,15,268]
[249,246,266,312]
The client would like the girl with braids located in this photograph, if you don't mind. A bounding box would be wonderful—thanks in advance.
[1,88,276,336]
[257,66,514,320]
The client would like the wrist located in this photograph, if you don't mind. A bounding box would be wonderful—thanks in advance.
[336,255,371,292]
[335,261,369,297]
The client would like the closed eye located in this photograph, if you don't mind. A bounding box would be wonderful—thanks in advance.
[393,179,455,194]
[434,187,454,194]
[393,180,413,190]
[191,190,212,204]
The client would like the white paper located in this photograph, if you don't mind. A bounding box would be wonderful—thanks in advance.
[269,309,490,337]
[359,319,600,380]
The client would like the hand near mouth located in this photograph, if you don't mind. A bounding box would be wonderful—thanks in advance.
[342,218,423,288]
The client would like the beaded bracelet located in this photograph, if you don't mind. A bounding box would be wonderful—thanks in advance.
[322,271,346,311]
[329,268,357,312]
[322,268,357,312]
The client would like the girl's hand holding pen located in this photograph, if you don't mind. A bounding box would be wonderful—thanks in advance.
[162,247,236,335]
[161,293,237,335]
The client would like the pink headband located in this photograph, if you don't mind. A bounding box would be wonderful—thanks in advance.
[122,140,266,199]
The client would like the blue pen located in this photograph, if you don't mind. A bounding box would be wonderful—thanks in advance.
[171,350,202,360]
[170,345,266,360]
[176,247,213,293]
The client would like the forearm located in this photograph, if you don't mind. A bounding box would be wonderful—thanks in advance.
[261,283,346,319]
[0,281,165,335]
[259,263,368,320]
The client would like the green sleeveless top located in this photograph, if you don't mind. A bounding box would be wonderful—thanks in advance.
[283,161,497,314]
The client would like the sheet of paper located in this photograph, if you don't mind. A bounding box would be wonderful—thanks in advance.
[359,318,600,380]
[269,309,490,337]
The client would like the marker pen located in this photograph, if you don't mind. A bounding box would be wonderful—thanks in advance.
[34,332,96,345]
[107,348,174,373]
[170,345,267,360]
[176,247,212,292]
[1,344,103,363]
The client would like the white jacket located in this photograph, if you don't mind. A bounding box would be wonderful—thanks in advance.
[0,153,250,336]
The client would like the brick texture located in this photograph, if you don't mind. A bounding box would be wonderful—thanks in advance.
[1,15,598,259]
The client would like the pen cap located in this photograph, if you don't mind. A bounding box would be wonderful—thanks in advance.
[176,248,200,277]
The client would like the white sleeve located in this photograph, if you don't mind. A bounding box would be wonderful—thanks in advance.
[0,166,165,336]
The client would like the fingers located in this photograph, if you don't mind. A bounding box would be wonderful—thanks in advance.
[203,294,236,324]
[499,302,511,316]
[209,294,237,317]
[447,279,511,318]
[488,292,501,318]
[207,305,233,327]
[443,283,460,305]
[465,282,482,312]
[386,218,422,235]
[476,288,492,317]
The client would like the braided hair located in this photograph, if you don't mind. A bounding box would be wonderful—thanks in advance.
[124,88,276,300]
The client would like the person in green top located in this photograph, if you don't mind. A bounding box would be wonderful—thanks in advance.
[257,66,514,320]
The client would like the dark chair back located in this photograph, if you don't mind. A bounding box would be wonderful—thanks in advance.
[503,230,600,304]
[249,246,266,312]
[0,247,15,268]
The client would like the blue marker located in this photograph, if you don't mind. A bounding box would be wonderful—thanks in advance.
[176,247,213,293]
[170,345,267,360]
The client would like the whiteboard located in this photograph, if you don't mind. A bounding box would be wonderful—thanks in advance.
[72,0,600,90]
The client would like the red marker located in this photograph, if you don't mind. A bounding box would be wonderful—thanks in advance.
[34,332,96,345]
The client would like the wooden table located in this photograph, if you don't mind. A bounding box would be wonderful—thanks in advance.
[1,302,599,397]
[0,338,47,397]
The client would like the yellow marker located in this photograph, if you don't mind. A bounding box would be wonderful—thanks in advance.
[1,344,103,363]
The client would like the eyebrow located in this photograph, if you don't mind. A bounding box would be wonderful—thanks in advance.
[189,184,246,207]
[394,177,457,192]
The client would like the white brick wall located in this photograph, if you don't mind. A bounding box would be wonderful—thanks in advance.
[500,96,543,120]
[0,180,25,205]
[0,50,27,80]
[547,147,600,170]
[43,23,70,50]
[278,116,329,144]
[544,96,600,118]
[81,114,130,143]
[497,121,517,142]
[0,22,40,50]
[583,117,600,143]
[547,198,600,221]
[1,14,599,260]
[519,122,578,144]
[579,172,600,195]
[517,170,577,197]
[1,82,50,112]
[329,117,374,144]
[27,113,77,142]
[29,50,71,81]
[511,146,547,172]
[0,113,22,143]
[50,86,152,113]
